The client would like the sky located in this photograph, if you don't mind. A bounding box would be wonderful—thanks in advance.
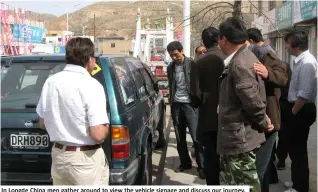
[3,0,110,16]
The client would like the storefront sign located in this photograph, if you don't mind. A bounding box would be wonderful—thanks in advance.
[294,1,317,23]
[276,1,293,30]
[12,24,47,44]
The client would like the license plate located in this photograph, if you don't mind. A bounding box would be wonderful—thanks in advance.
[10,134,49,149]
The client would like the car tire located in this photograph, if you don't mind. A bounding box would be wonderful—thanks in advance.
[135,141,152,185]
[156,108,166,148]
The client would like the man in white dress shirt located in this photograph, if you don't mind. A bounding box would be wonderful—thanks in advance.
[36,37,110,185]
[283,31,317,192]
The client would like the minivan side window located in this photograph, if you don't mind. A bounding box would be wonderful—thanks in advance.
[111,58,136,106]
[126,59,148,100]
[140,68,155,95]
[131,69,147,99]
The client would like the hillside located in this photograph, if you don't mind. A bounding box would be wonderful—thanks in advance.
[46,1,256,39]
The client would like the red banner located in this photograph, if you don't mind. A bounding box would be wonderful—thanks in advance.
[177,31,182,42]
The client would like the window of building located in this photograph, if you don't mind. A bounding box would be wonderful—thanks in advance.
[111,43,115,48]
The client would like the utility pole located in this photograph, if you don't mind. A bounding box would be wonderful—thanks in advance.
[133,7,141,58]
[94,12,96,42]
[66,8,69,35]
[182,0,190,57]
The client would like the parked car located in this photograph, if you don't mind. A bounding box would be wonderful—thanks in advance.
[150,55,163,61]
[150,66,169,106]
[1,54,166,185]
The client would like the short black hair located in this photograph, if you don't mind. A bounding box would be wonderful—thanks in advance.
[65,37,95,67]
[201,27,219,48]
[195,45,204,53]
[284,31,308,51]
[247,28,264,43]
[219,17,248,45]
[167,41,183,52]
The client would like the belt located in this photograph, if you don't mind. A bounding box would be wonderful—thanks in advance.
[54,143,101,151]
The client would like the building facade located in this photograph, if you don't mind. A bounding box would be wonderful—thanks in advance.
[251,0,317,69]
[96,37,132,55]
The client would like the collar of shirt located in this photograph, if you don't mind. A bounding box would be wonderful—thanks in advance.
[294,50,310,64]
[63,64,91,77]
[224,50,238,66]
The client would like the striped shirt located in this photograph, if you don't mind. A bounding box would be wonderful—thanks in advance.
[288,50,317,103]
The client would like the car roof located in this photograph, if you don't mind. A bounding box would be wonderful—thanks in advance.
[1,54,133,61]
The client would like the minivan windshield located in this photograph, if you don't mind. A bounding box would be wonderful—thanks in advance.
[1,61,66,111]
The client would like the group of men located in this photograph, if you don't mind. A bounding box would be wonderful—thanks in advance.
[166,17,317,192]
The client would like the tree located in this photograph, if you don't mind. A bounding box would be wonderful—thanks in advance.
[232,0,242,18]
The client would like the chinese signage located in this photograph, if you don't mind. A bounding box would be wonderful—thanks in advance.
[276,1,293,30]
[294,1,317,23]
[12,24,47,44]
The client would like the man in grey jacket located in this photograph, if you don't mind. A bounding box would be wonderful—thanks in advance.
[166,41,205,179]
[217,17,274,192]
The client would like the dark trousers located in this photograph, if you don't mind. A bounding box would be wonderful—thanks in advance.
[256,131,278,192]
[276,102,289,162]
[286,102,316,192]
[202,131,219,185]
[171,102,204,169]
[262,139,279,192]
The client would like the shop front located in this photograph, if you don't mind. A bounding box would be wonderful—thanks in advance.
[293,1,317,59]
[275,1,295,65]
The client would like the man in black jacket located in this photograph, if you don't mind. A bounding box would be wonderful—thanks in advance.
[166,41,205,179]
[191,27,226,185]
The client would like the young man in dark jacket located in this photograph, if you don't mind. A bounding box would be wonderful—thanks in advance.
[191,27,226,185]
[166,41,205,179]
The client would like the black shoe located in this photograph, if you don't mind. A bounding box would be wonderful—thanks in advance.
[277,160,286,170]
[174,165,192,173]
[198,169,206,179]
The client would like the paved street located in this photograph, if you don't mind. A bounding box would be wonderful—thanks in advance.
[152,106,317,191]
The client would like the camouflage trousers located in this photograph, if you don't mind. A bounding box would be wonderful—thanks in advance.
[219,151,260,192]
